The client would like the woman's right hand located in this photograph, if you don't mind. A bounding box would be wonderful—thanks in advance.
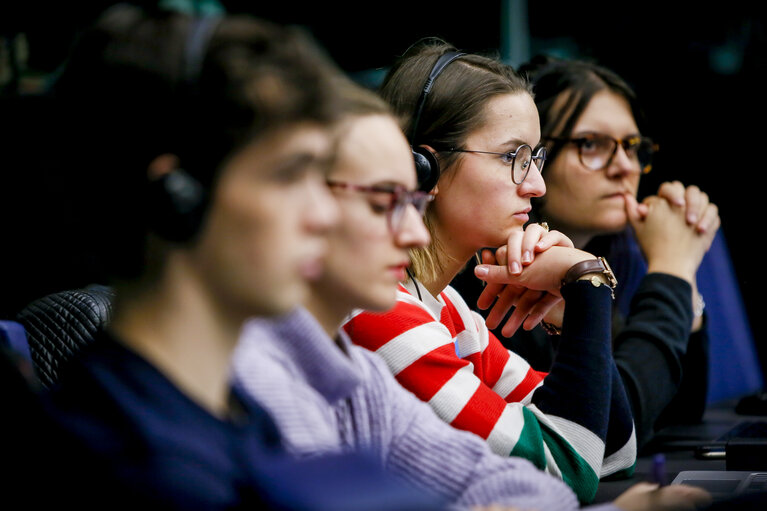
[625,181,720,284]
[613,482,712,511]
[475,245,598,336]
[477,248,562,336]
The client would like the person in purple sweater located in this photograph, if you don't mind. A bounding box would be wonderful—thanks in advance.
[233,71,711,511]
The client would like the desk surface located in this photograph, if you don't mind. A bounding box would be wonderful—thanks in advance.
[594,401,762,503]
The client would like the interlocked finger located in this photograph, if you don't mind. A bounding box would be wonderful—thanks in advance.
[497,288,546,337]
[486,284,527,330]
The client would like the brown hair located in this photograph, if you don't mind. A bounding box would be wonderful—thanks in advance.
[517,55,646,217]
[379,39,531,282]
[518,55,644,165]
[54,4,351,280]
[328,77,395,168]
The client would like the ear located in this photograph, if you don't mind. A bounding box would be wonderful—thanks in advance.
[419,144,438,159]
[413,144,441,193]
[420,145,441,194]
[147,153,180,181]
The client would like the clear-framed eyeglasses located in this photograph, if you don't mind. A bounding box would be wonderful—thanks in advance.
[442,144,547,184]
[543,132,658,174]
[326,180,434,234]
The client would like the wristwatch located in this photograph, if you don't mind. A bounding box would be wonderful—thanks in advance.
[561,257,618,299]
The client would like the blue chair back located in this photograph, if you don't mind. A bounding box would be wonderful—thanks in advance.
[697,231,763,402]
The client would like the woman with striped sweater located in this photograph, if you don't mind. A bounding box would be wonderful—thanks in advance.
[343,39,637,503]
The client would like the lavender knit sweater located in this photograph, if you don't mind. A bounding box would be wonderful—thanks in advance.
[232,307,621,510]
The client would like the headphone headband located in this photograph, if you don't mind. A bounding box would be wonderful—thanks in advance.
[150,14,221,244]
[410,50,465,192]
[409,51,466,144]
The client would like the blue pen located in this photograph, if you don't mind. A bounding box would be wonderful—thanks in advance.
[652,453,667,486]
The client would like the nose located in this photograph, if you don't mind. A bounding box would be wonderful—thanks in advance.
[303,174,340,234]
[519,161,546,197]
[394,204,431,249]
[606,144,640,177]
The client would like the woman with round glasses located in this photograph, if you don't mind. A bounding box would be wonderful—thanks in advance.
[342,40,639,504]
[456,56,720,450]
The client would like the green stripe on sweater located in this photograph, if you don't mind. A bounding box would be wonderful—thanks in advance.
[508,407,546,470]
[540,423,599,504]
[509,408,599,504]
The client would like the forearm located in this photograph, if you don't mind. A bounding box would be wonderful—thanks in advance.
[613,273,694,448]
[530,280,636,489]
[531,280,614,440]
[601,362,637,478]
[654,325,709,430]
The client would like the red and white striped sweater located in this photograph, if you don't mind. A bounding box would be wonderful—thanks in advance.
[344,278,637,503]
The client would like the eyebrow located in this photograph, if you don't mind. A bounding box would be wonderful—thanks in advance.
[273,151,334,178]
[571,130,642,139]
[363,181,410,193]
[498,137,537,149]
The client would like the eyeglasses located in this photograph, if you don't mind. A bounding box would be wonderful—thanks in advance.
[442,144,547,184]
[544,133,658,174]
[326,180,434,234]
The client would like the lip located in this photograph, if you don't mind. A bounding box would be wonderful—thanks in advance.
[298,244,328,281]
[298,256,325,281]
[513,206,531,222]
[603,191,630,200]
[388,261,410,281]
[515,206,532,215]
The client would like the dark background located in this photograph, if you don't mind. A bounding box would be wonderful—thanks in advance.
[2,1,765,375]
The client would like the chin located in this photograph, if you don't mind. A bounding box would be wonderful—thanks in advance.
[487,226,524,250]
[257,286,305,318]
[358,287,397,313]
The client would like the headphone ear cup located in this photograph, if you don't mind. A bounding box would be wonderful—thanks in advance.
[413,146,440,192]
[147,169,208,243]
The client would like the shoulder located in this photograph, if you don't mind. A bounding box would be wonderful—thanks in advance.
[343,286,439,348]
[441,284,471,309]
[235,315,300,369]
[441,285,486,330]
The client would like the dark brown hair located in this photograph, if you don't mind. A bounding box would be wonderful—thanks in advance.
[53,4,350,280]
[518,55,646,163]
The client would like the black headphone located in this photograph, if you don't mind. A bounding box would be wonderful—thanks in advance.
[147,14,221,243]
[409,50,465,192]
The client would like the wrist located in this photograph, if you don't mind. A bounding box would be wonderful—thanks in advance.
[561,256,618,299]
[558,249,597,280]
[692,291,705,332]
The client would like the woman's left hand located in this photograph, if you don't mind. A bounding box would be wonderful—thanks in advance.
[500,223,574,275]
